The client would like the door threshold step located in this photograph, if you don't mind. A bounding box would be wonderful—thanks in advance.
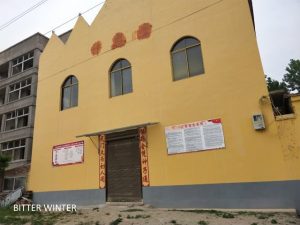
[106,201,144,206]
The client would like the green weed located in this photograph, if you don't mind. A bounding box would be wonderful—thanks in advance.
[198,220,209,225]
[109,218,122,225]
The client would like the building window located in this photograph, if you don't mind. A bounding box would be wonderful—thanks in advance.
[110,59,132,97]
[171,37,204,81]
[11,51,34,75]
[1,139,26,162]
[0,88,5,105]
[5,107,29,131]
[61,76,78,110]
[269,90,294,116]
[0,62,9,80]
[3,177,26,191]
[8,78,31,102]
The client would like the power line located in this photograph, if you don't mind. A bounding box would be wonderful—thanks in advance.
[38,0,224,83]
[1,0,224,87]
[0,0,49,31]
[43,1,105,36]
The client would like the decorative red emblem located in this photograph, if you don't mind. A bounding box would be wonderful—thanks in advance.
[90,41,102,56]
[111,32,126,49]
[137,23,152,40]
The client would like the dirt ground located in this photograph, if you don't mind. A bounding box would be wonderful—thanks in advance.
[54,205,300,225]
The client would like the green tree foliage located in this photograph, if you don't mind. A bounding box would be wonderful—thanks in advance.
[283,59,300,93]
[266,76,287,92]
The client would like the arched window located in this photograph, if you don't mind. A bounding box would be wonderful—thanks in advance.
[61,75,78,110]
[110,59,132,97]
[171,37,204,81]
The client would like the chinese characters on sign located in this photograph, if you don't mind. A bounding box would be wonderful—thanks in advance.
[165,118,225,154]
[52,141,84,166]
[139,127,150,186]
[99,134,106,189]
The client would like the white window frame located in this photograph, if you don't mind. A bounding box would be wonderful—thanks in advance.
[8,78,32,102]
[3,176,26,191]
[11,51,34,75]
[5,107,29,131]
[0,139,26,162]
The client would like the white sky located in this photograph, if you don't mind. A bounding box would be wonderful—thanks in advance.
[0,0,299,81]
[253,0,300,80]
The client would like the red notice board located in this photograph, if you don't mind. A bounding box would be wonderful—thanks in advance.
[52,141,84,166]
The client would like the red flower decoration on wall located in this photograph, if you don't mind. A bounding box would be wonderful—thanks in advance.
[90,41,102,56]
[137,23,152,40]
[111,32,126,49]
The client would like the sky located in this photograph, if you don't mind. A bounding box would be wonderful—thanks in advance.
[0,0,299,81]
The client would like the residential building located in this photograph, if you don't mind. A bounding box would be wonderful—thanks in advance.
[28,0,300,213]
[0,33,48,192]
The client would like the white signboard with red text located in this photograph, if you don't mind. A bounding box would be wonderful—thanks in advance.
[52,141,84,166]
[165,119,225,154]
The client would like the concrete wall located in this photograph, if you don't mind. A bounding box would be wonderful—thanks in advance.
[0,33,48,187]
[0,33,48,65]
[143,180,300,209]
[33,189,105,206]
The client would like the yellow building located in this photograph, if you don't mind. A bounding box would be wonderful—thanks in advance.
[28,0,300,211]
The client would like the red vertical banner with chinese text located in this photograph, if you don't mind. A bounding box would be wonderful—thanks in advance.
[99,134,106,188]
[139,127,150,186]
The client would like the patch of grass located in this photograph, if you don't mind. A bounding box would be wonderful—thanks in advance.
[95,221,100,225]
[169,220,182,225]
[222,212,235,219]
[288,221,296,224]
[0,207,62,225]
[237,211,275,219]
[237,211,258,216]
[173,209,229,216]
[0,216,30,225]
[77,222,95,225]
[198,220,209,225]
[257,215,268,219]
[118,214,122,217]
[127,214,150,219]
[169,209,237,219]
[271,219,278,224]
[93,207,99,211]
[169,209,223,216]
[136,214,150,219]
[109,218,123,225]
[105,212,110,215]
[121,208,144,212]
[251,223,258,225]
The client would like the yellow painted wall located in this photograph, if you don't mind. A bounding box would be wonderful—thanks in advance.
[28,0,300,192]
[272,96,300,180]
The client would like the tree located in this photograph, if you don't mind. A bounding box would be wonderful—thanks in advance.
[283,59,300,93]
[266,76,287,92]
[0,155,10,192]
